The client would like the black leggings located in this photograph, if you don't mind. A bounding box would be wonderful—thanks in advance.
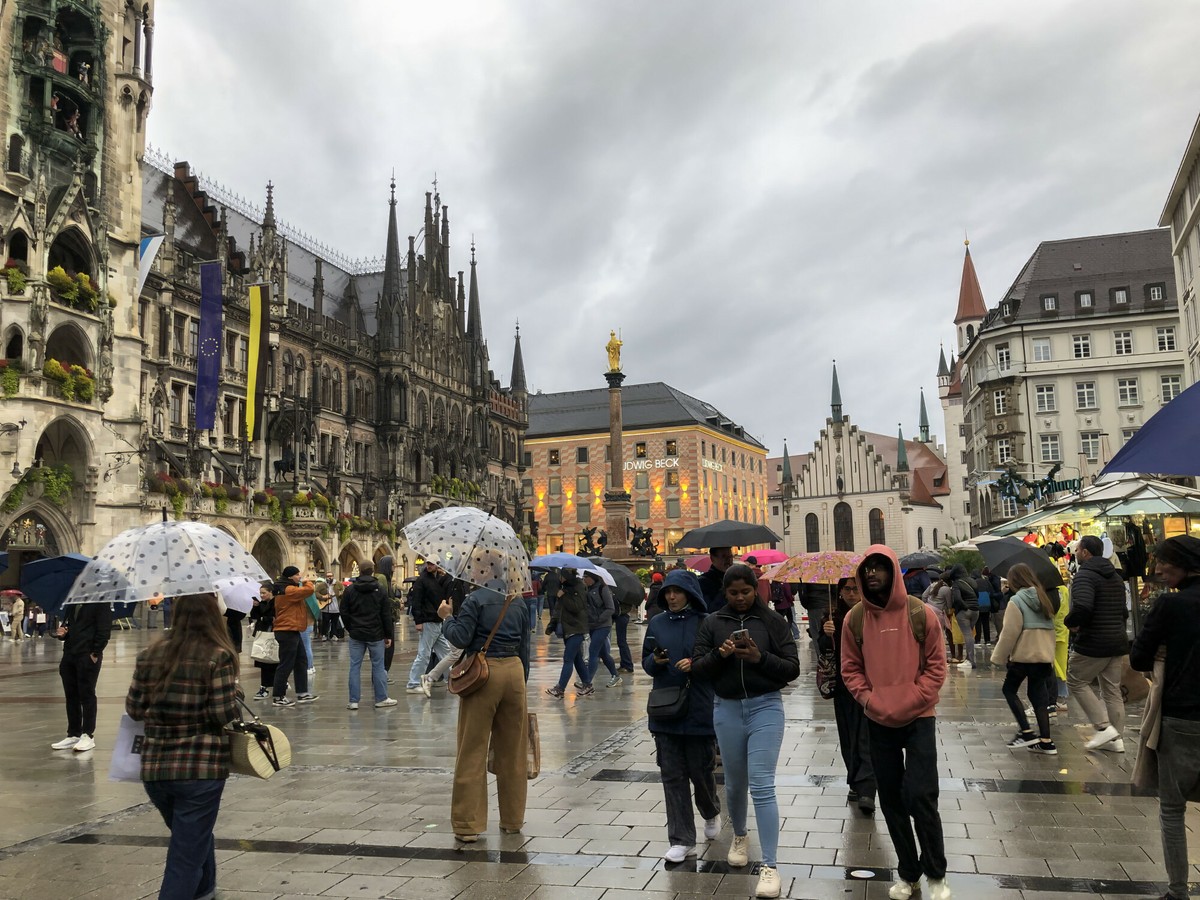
[975,611,992,644]
[1002,661,1055,739]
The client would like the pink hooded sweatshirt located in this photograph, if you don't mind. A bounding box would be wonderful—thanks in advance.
[840,544,946,728]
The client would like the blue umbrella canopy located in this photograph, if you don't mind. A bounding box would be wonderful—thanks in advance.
[1103,380,1200,476]
[20,553,93,617]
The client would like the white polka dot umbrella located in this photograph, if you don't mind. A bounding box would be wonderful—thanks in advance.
[402,506,532,596]
[64,520,272,606]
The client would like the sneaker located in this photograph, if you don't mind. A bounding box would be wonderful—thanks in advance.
[755,866,781,899]
[307,667,316,677]
[455,834,478,843]
[545,686,565,698]
[727,834,750,867]
[347,702,359,710]
[577,683,595,696]
[73,734,95,753]
[296,693,318,704]
[956,659,974,669]
[386,677,394,685]
[272,697,295,707]
[858,795,876,816]
[1056,700,1069,712]
[663,844,696,863]
[420,674,432,698]
[888,881,919,900]
[606,675,622,688]
[375,698,398,708]
[846,789,859,802]
[1029,740,1058,755]
[926,877,952,900]
[51,736,80,750]
[704,816,721,841]
[1100,738,1125,753]
[1006,732,1040,748]
[406,685,424,694]
[252,687,270,700]
[618,667,635,674]
[1085,725,1120,750]
[573,681,587,689]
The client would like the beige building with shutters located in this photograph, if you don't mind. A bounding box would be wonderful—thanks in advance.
[1160,110,1200,387]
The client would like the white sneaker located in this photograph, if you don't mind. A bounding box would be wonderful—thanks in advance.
[375,698,398,708]
[755,865,781,898]
[1085,725,1119,750]
[51,736,80,750]
[888,881,919,900]
[727,833,750,867]
[956,659,974,669]
[420,674,432,698]
[663,844,695,863]
[307,667,316,677]
[703,815,721,840]
[73,734,96,752]
[1099,738,1125,753]
[926,877,952,899]
[346,702,359,710]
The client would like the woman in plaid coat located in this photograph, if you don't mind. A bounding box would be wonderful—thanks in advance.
[126,593,241,900]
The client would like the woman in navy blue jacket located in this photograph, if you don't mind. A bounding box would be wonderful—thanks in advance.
[641,569,721,863]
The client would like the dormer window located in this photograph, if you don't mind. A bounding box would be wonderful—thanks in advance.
[1113,287,1129,304]
[1042,294,1057,311]
[1148,284,1166,302]
[1001,302,1010,317]
[1077,291,1093,308]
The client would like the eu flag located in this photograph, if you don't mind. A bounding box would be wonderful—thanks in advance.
[195,261,223,431]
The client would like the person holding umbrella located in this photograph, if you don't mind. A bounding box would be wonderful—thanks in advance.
[545,568,591,698]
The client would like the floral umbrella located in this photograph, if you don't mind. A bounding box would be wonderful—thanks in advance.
[403,506,532,596]
[768,550,863,585]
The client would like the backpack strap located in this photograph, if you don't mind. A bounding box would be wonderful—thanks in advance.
[907,595,929,673]
[847,603,866,646]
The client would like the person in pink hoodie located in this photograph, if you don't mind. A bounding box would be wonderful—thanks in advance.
[840,545,949,900]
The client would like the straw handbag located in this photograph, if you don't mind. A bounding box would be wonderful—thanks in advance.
[226,698,291,779]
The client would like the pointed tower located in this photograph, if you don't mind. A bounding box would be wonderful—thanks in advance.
[510,322,528,397]
[378,176,404,353]
[896,425,909,472]
[955,239,988,354]
[780,440,795,498]
[919,389,930,443]
[830,361,843,420]
[465,243,488,390]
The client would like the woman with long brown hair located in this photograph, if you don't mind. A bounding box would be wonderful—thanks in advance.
[126,593,242,900]
[990,564,1059,755]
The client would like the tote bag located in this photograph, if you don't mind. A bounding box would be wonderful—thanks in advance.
[108,714,146,783]
[226,698,291,779]
[250,630,279,664]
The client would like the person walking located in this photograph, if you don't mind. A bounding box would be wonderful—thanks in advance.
[1129,535,1200,900]
[10,593,24,642]
[438,580,530,842]
[614,579,639,674]
[125,593,241,900]
[51,599,112,753]
[340,562,396,710]
[691,563,800,899]
[698,546,733,613]
[271,566,318,707]
[248,583,278,701]
[545,568,590,698]
[949,567,979,670]
[820,576,876,815]
[581,570,621,689]
[840,546,950,900]
[1065,534,1130,752]
[407,561,455,695]
[642,569,720,862]
[990,563,1058,756]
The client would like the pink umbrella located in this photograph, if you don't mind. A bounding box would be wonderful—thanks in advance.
[769,551,863,585]
[685,554,711,572]
[741,549,788,566]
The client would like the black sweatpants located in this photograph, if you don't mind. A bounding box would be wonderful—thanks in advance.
[272,631,309,698]
[868,716,947,883]
[60,652,102,737]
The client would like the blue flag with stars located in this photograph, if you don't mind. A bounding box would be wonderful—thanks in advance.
[195,261,223,431]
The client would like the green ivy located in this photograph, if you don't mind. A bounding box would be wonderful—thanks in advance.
[171,492,186,519]
[1,481,25,513]
[214,497,229,514]
[1,367,18,397]
[2,267,25,294]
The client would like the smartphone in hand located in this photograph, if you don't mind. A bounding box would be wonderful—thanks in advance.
[730,628,750,643]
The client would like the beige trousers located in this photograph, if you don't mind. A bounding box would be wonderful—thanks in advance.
[451,656,528,835]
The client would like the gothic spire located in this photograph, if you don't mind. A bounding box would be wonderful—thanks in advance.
[379,175,404,350]
[263,181,276,230]
[831,360,842,420]
[919,389,930,442]
[466,242,483,340]
[781,440,794,489]
[955,239,987,324]
[937,344,950,378]
[510,322,527,394]
[896,425,909,472]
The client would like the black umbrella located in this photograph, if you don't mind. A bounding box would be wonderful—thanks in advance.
[587,557,645,607]
[676,520,782,550]
[976,537,1063,587]
[899,551,942,570]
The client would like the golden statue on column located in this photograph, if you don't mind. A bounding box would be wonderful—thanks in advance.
[606,330,623,372]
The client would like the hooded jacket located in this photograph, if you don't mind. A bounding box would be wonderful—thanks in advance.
[698,566,727,614]
[272,578,315,632]
[410,567,451,625]
[641,570,715,736]
[990,587,1056,666]
[584,576,615,629]
[339,573,394,643]
[553,569,589,637]
[1064,555,1129,657]
[840,544,947,728]
[691,579,800,700]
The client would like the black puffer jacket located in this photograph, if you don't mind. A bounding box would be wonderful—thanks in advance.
[1065,556,1129,657]
[340,574,394,643]
[691,600,800,699]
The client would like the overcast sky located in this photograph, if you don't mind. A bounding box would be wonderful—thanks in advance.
[149,1,1200,460]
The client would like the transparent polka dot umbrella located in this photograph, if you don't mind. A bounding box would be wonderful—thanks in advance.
[402,506,531,596]
[64,520,272,606]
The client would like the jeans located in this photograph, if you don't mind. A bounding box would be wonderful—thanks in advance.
[408,621,454,689]
[833,687,875,799]
[555,633,590,691]
[614,613,634,670]
[956,610,979,661]
[1158,716,1200,899]
[143,778,225,900]
[525,596,543,632]
[301,625,314,668]
[868,716,946,882]
[348,639,388,704]
[712,691,785,867]
[1001,661,1054,739]
[60,652,102,737]
[654,732,720,847]
[586,626,618,683]
[1067,652,1126,734]
[273,631,309,698]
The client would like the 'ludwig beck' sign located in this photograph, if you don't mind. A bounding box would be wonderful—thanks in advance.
[624,457,680,471]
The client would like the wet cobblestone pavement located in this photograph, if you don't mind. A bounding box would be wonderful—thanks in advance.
[2,622,1197,899]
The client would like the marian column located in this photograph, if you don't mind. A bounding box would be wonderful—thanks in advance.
[601,331,634,561]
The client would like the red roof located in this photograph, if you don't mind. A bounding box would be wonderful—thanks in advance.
[954,244,988,324]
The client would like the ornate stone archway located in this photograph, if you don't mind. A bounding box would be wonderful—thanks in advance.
[250,527,288,579]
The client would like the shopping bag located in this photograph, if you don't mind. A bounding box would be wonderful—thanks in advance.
[251,631,279,664]
[1121,657,1150,703]
[487,713,541,780]
[226,698,291,779]
[108,714,146,783]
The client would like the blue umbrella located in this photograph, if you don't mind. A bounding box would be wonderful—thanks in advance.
[1102,380,1200,476]
[528,552,600,571]
[20,553,93,617]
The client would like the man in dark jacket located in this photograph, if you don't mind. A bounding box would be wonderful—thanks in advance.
[341,562,396,709]
[51,601,113,752]
[1065,534,1130,752]
[699,546,733,613]
[407,562,454,695]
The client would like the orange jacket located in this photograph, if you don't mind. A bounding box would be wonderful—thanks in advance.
[273,581,314,632]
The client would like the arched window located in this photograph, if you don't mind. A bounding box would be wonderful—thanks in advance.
[281,351,293,395]
[869,508,885,545]
[332,369,342,412]
[364,385,374,420]
[805,513,820,553]
[320,365,332,408]
[966,324,975,341]
[353,378,364,417]
[4,326,23,361]
[6,230,29,265]
[833,502,854,551]
[932,529,939,549]
[917,527,924,549]
[295,355,305,397]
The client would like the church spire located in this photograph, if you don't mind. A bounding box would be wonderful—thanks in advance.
[510,322,527,394]
[896,425,909,472]
[831,360,843,420]
[466,242,483,339]
[919,389,930,443]
[263,181,276,230]
[937,344,950,378]
[379,175,404,351]
[955,239,987,324]
[780,440,794,493]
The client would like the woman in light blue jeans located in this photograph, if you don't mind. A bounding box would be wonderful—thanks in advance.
[691,564,800,899]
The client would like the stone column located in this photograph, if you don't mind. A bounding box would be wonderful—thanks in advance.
[601,369,633,560]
